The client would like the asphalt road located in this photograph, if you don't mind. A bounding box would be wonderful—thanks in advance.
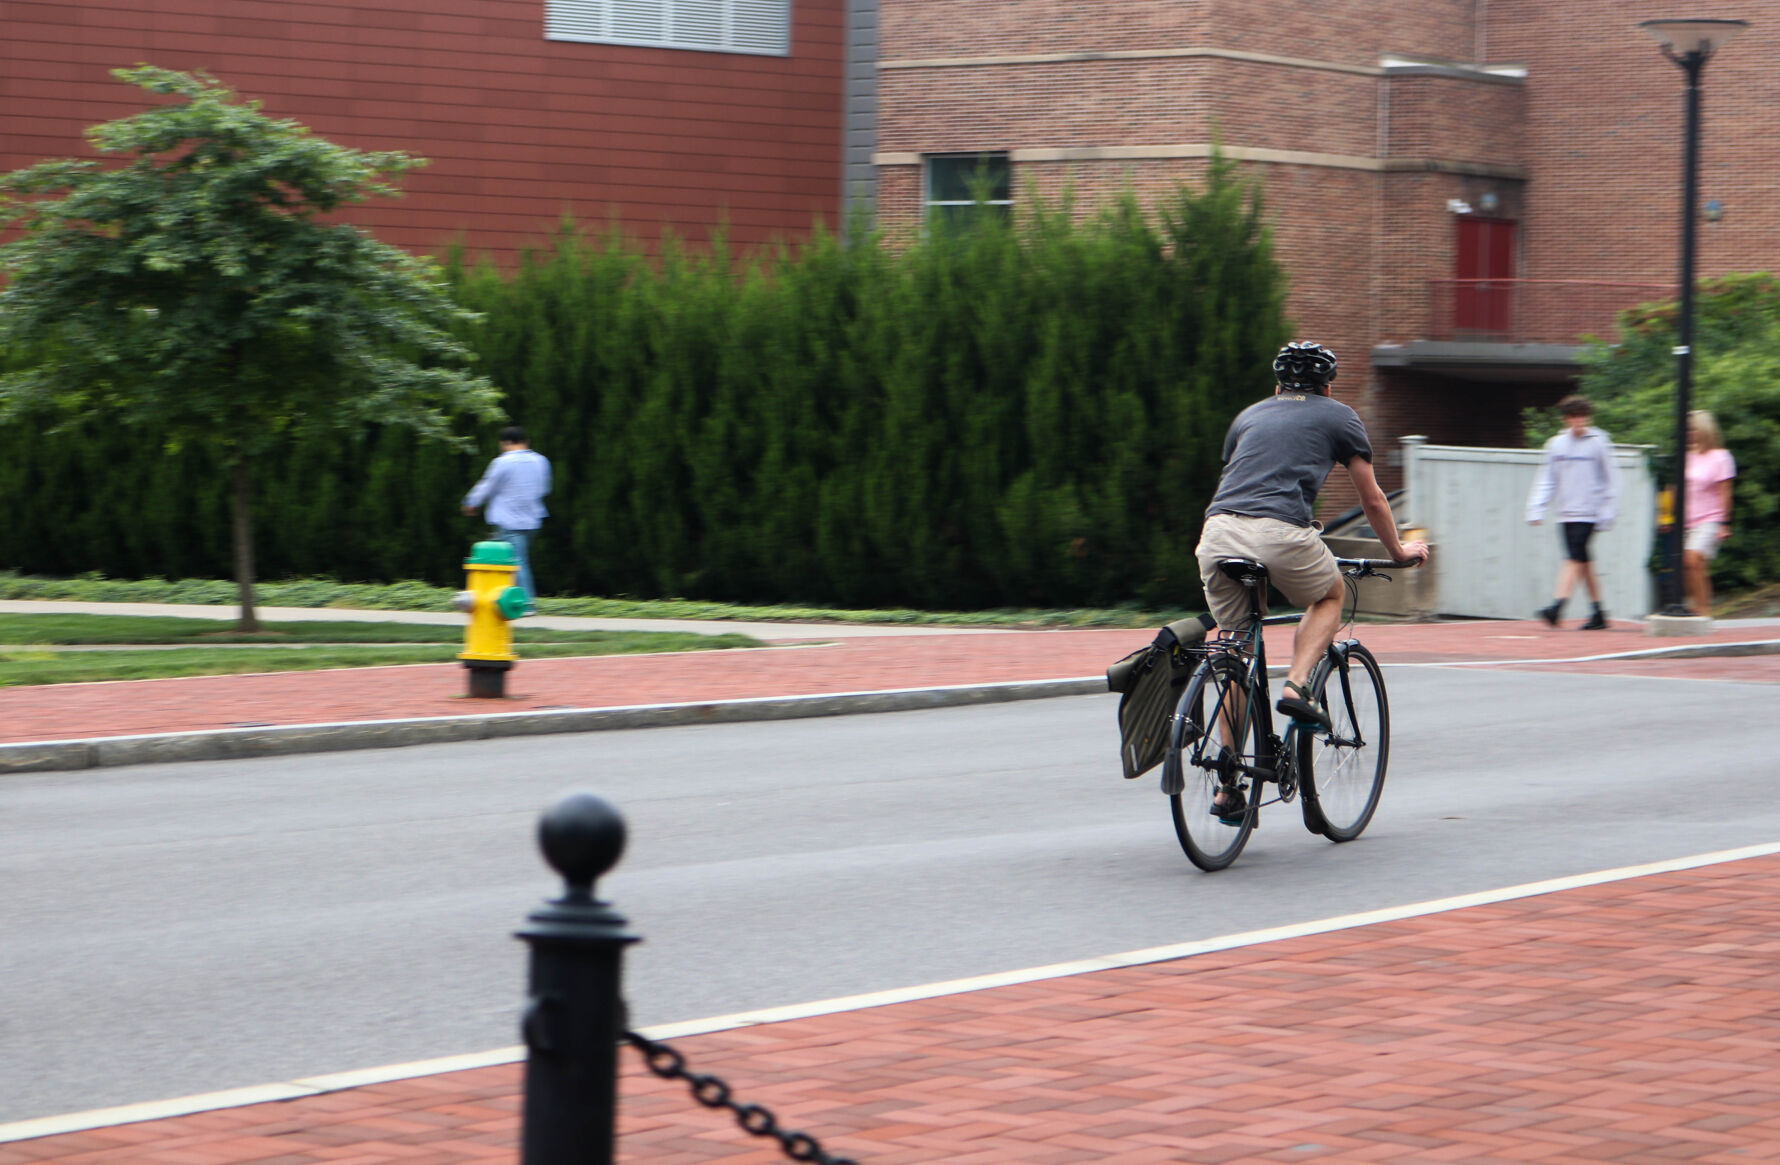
[3,665,1775,1124]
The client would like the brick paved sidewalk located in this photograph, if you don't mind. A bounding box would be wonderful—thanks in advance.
[1,617,1775,745]
[10,850,1780,1163]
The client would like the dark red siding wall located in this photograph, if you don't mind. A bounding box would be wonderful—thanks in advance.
[0,0,845,262]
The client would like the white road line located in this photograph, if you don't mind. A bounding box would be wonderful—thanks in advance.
[8,838,1780,1144]
[1398,640,1780,668]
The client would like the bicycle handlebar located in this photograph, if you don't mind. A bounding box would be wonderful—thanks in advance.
[1335,556,1425,575]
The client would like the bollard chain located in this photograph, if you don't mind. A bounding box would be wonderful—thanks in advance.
[623,1030,859,1165]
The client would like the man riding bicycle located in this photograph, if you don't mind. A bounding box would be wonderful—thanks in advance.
[1196,342,1429,744]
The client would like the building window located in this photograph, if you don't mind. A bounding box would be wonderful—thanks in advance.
[925,153,1012,227]
[546,0,791,56]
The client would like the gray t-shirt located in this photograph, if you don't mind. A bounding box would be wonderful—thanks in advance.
[1205,392,1373,527]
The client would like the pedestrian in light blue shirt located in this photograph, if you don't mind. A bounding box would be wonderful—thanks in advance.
[462,426,551,613]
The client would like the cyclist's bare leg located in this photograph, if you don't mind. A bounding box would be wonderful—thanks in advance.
[1202,632,1245,751]
[1216,685,1245,752]
[1208,632,1250,816]
[1287,577,1346,695]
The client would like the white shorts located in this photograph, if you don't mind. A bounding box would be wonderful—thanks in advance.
[1685,522,1724,559]
[1195,514,1340,630]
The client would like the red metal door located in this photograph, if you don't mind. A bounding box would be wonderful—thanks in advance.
[1454,217,1516,336]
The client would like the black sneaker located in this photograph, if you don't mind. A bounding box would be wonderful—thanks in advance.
[1210,785,1248,824]
[1580,610,1608,630]
[1537,602,1562,627]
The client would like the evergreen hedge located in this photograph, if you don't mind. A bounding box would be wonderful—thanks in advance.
[0,162,1288,609]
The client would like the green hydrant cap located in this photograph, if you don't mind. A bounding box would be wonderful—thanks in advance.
[465,540,519,567]
[495,585,531,621]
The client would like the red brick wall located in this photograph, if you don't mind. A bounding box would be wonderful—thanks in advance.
[1373,371,1571,467]
[879,0,1479,69]
[0,0,845,263]
[877,60,1214,154]
[1385,74,1525,165]
[877,0,1673,501]
[873,1,1513,494]
[881,0,1207,58]
[1210,62,1380,157]
[1491,0,1780,287]
[1210,0,1479,67]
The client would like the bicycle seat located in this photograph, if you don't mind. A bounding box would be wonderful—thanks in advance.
[1216,557,1269,585]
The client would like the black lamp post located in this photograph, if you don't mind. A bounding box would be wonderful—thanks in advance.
[1637,17,1747,616]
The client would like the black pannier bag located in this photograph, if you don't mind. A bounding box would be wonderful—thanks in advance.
[1106,613,1217,780]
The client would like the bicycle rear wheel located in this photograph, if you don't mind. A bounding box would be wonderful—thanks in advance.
[1299,643,1390,842]
[1166,655,1261,871]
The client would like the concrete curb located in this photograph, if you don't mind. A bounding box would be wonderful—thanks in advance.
[0,677,1109,774]
[2,638,1772,775]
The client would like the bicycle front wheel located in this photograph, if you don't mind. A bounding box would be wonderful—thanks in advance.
[1299,643,1390,842]
[1166,655,1260,871]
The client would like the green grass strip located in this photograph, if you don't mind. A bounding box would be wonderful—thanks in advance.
[0,633,760,687]
[0,614,657,645]
[0,571,1182,629]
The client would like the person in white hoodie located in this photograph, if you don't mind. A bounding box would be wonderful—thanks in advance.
[1526,395,1621,630]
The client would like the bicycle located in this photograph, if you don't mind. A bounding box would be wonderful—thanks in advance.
[1161,555,1418,871]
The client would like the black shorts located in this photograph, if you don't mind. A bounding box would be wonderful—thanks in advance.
[1561,522,1595,564]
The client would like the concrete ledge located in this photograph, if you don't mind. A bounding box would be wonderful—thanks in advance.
[0,677,1109,775]
[1646,614,1715,638]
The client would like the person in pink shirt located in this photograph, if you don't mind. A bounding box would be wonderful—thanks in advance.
[1683,409,1736,616]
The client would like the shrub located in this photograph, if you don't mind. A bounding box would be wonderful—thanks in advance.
[0,161,1289,609]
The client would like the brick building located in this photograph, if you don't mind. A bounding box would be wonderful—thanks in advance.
[871,0,1779,485]
[0,0,864,260]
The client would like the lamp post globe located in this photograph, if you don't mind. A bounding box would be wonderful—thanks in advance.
[1636,17,1747,616]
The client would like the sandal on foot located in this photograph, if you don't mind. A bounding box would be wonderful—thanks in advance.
[1276,679,1331,731]
[1209,785,1248,824]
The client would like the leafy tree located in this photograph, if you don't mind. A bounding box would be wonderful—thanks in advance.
[0,66,502,628]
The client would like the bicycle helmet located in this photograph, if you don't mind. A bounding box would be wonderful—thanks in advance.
[1273,341,1338,392]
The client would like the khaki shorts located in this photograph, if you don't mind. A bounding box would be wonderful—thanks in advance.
[1196,514,1341,630]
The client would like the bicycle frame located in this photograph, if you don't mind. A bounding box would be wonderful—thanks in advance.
[1174,557,1407,819]
[1202,622,1304,814]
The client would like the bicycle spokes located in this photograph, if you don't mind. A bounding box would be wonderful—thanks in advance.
[1168,656,1260,871]
[1334,662,1366,747]
[1299,645,1391,843]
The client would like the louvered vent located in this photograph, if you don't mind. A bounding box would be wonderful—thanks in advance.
[546,0,790,56]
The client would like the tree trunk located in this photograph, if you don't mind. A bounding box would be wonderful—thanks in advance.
[230,456,260,632]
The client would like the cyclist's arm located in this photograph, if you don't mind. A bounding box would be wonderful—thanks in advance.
[1345,455,1427,563]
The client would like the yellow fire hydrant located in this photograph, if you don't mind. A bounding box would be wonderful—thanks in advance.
[451,540,530,698]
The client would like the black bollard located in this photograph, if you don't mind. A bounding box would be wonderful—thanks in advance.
[516,793,640,1165]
